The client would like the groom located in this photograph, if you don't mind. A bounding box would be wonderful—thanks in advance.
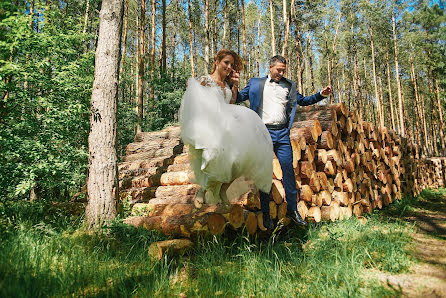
[235,55,332,229]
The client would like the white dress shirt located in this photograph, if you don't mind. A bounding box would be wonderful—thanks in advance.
[259,75,289,125]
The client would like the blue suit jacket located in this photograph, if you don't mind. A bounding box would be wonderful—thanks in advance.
[236,76,324,142]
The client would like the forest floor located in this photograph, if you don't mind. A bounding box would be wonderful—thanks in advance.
[366,189,446,297]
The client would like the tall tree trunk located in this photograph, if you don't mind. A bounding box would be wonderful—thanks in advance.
[369,26,383,128]
[292,3,304,93]
[241,0,247,85]
[86,0,124,228]
[409,57,423,148]
[82,0,89,34]
[307,32,314,93]
[161,0,166,71]
[352,22,362,119]
[269,0,276,56]
[204,0,210,72]
[187,0,195,77]
[119,0,128,76]
[385,47,396,131]
[256,17,260,77]
[434,78,445,153]
[213,0,218,58]
[392,7,405,136]
[281,0,293,61]
[223,0,227,49]
[136,0,145,133]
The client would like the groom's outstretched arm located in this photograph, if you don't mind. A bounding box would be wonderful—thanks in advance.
[295,91,325,106]
[236,79,251,104]
[295,86,332,106]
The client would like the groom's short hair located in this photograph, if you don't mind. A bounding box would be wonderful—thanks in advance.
[270,55,287,66]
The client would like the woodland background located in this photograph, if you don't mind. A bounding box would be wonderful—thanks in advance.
[0,0,445,203]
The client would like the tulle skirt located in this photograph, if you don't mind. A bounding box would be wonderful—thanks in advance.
[179,78,273,203]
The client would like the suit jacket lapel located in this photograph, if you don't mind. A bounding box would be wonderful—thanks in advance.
[258,76,267,107]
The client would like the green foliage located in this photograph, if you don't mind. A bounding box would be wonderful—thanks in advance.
[144,69,189,132]
[0,5,94,202]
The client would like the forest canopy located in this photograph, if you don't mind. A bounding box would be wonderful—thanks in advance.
[0,0,445,203]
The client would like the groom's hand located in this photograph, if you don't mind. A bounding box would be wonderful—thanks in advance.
[321,86,333,96]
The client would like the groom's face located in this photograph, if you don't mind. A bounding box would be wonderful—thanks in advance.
[269,62,286,81]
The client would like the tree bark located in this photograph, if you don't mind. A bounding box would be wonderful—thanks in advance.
[269,0,276,56]
[385,46,396,131]
[136,0,145,133]
[369,26,383,128]
[223,0,227,49]
[204,0,210,72]
[86,0,124,228]
[119,0,128,76]
[161,0,166,71]
[392,7,405,136]
[187,0,195,77]
[241,0,247,85]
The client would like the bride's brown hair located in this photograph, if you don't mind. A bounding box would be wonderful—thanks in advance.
[210,49,243,75]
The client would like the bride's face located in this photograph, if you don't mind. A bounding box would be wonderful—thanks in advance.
[217,55,235,78]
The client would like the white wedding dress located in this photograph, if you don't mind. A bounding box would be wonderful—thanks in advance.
[179,75,273,204]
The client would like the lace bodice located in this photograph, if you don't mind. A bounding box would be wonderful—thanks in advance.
[200,75,232,103]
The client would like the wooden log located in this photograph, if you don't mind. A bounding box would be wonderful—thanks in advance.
[303,144,317,162]
[311,193,323,207]
[277,201,288,220]
[339,205,352,220]
[321,205,339,222]
[229,204,244,229]
[353,203,363,217]
[327,149,342,166]
[173,153,190,164]
[160,170,194,186]
[323,160,336,176]
[240,190,261,210]
[167,163,190,172]
[148,239,194,260]
[342,178,354,193]
[221,177,257,204]
[300,161,315,179]
[155,184,200,198]
[318,131,335,149]
[273,158,283,180]
[307,206,321,223]
[300,185,313,203]
[256,211,268,231]
[271,179,285,204]
[244,211,258,235]
[319,190,332,205]
[297,201,308,220]
[316,172,329,190]
[291,138,302,167]
[269,201,278,219]
[291,120,322,142]
[332,191,349,206]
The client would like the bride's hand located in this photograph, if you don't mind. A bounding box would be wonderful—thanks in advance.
[229,71,240,88]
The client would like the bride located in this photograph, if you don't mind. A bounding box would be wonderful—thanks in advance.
[179,49,273,204]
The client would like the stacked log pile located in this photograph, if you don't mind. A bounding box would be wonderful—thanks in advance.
[120,104,446,238]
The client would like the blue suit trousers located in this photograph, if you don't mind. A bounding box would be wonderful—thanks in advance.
[260,128,298,214]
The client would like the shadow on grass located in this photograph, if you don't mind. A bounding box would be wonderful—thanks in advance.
[380,188,446,240]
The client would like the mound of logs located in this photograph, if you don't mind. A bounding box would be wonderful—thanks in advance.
[119,104,446,239]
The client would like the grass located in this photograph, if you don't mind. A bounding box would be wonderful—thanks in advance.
[2,189,443,297]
